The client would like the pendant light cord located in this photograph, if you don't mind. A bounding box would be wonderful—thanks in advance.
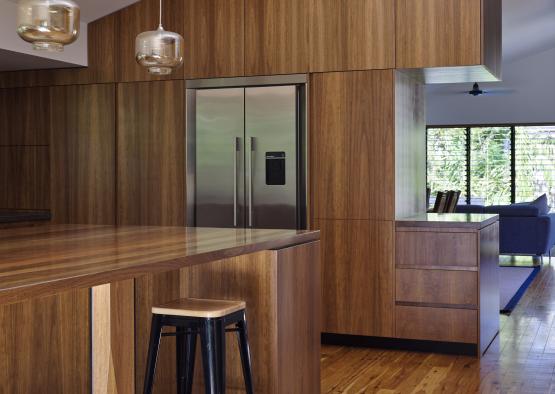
[158,0,163,29]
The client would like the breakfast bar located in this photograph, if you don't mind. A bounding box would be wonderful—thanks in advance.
[0,225,321,393]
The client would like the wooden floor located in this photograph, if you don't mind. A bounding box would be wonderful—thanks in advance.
[321,259,555,393]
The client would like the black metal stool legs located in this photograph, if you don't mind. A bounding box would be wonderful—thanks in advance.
[144,315,164,394]
[200,319,226,394]
[176,327,197,394]
[236,311,254,394]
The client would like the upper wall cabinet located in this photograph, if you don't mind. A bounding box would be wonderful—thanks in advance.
[117,0,184,82]
[245,0,310,76]
[396,0,502,83]
[309,0,395,73]
[184,0,244,79]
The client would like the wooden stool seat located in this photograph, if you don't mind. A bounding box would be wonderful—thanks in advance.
[152,298,246,318]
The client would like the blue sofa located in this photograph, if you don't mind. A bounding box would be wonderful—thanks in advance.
[456,195,555,257]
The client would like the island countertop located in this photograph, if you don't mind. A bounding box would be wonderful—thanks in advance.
[396,213,499,229]
[0,224,320,305]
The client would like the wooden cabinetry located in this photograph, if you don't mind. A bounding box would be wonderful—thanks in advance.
[310,70,395,221]
[396,0,502,82]
[184,0,245,79]
[309,0,395,72]
[116,0,184,82]
[116,80,185,226]
[395,218,499,355]
[245,0,310,76]
[49,84,116,224]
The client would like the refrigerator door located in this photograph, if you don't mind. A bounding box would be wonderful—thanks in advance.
[245,86,298,229]
[194,88,245,228]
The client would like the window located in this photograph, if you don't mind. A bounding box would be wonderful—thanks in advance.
[427,124,555,207]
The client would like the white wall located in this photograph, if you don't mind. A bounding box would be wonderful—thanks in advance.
[426,47,555,126]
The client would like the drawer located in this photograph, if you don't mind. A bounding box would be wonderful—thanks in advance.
[396,305,477,343]
[396,269,478,307]
[396,231,478,268]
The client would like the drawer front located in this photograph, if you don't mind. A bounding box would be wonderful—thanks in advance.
[396,231,478,267]
[396,269,478,307]
[396,305,478,343]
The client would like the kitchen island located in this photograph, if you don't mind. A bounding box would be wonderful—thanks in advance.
[395,213,500,356]
[0,225,320,393]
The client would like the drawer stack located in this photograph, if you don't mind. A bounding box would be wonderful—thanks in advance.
[395,220,499,355]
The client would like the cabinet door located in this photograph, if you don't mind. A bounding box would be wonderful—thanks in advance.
[245,0,310,75]
[396,0,482,68]
[310,0,395,72]
[184,0,244,79]
[310,70,395,221]
[317,219,395,337]
[117,80,185,226]
[49,84,116,224]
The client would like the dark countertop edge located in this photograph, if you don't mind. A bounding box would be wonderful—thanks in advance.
[0,229,320,306]
[396,214,499,230]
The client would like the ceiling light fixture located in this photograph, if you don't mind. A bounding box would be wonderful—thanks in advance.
[135,0,184,75]
[17,0,80,52]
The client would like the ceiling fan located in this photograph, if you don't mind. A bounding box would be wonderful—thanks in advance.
[466,82,515,96]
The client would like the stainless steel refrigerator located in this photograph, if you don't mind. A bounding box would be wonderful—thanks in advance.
[186,76,307,230]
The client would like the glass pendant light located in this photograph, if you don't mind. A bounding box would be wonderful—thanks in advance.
[135,0,184,75]
[17,0,80,52]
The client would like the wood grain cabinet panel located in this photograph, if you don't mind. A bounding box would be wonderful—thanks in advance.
[317,219,394,337]
[0,288,90,393]
[245,0,310,75]
[116,0,184,82]
[0,147,49,210]
[396,269,478,307]
[117,80,185,226]
[309,0,395,72]
[396,305,478,343]
[396,230,478,268]
[310,71,395,221]
[184,0,244,79]
[49,84,116,224]
[0,87,50,145]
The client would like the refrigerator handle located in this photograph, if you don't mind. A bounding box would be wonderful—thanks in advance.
[248,136,255,228]
[234,137,240,227]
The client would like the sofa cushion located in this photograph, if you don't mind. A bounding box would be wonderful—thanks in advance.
[455,204,486,214]
[531,194,550,215]
[485,204,540,217]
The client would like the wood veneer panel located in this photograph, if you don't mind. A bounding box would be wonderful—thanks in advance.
[117,80,185,226]
[479,222,499,354]
[317,219,394,337]
[0,87,50,145]
[92,280,135,394]
[396,0,482,68]
[276,242,321,394]
[245,0,309,75]
[309,0,395,72]
[395,230,478,268]
[394,71,427,219]
[0,14,117,88]
[482,0,502,79]
[49,84,116,224]
[0,288,90,393]
[116,0,184,82]
[310,71,395,221]
[135,270,181,394]
[184,0,245,79]
[0,146,50,210]
[396,305,478,343]
[396,269,478,307]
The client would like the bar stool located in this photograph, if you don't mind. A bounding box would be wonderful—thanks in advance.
[143,298,254,394]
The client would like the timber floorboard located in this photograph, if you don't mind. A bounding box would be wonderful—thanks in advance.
[321,261,555,393]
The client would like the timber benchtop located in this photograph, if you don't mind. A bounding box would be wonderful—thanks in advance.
[396,213,499,230]
[0,224,320,305]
